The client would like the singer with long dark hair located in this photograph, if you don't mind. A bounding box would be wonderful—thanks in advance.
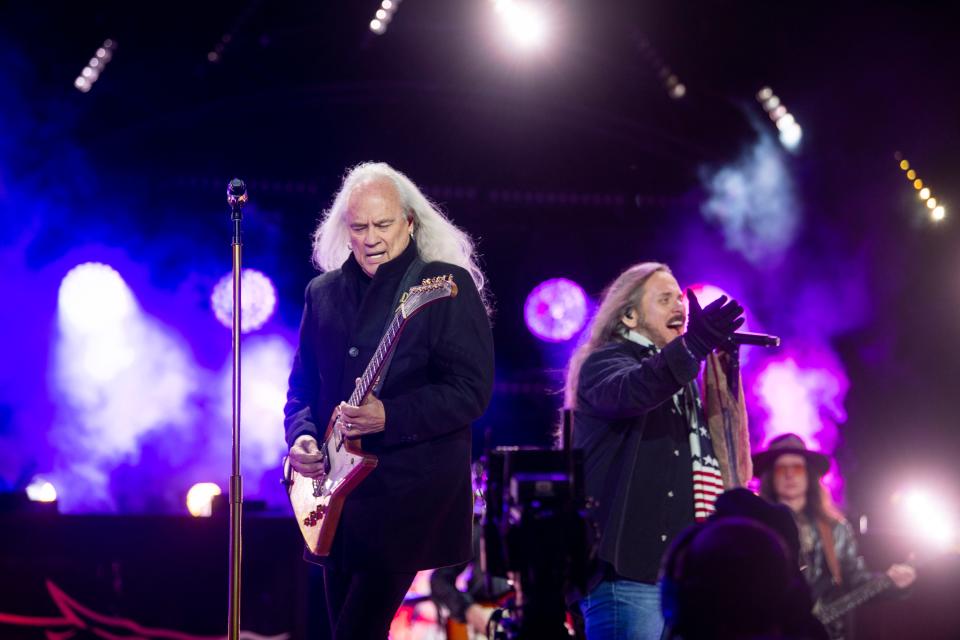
[283,162,494,639]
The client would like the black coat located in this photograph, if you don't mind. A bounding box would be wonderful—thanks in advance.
[283,241,495,572]
[572,337,703,585]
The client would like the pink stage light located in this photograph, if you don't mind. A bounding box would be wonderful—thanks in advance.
[754,355,848,453]
[524,278,589,342]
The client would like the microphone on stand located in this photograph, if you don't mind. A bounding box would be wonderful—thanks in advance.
[728,331,781,348]
[227,178,248,212]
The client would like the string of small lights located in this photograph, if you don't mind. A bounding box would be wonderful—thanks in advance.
[757,87,802,151]
[895,153,946,223]
[74,39,116,93]
[370,0,402,35]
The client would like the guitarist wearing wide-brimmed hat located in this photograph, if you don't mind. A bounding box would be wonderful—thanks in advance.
[754,433,916,640]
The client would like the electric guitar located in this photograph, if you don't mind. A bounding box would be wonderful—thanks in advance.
[283,275,458,556]
[813,571,897,626]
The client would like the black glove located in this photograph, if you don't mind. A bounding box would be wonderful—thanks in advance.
[684,288,745,360]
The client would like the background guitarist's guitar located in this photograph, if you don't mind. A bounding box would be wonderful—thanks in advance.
[813,545,958,632]
[283,275,458,556]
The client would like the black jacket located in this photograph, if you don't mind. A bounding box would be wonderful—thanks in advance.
[572,337,703,585]
[283,241,495,572]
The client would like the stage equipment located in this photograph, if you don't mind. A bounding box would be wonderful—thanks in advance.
[283,276,458,556]
[226,177,248,640]
[481,442,592,639]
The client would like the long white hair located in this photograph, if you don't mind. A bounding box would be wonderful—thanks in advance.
[312,162,489,309]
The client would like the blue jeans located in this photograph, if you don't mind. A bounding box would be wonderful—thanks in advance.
[579,579,664,640]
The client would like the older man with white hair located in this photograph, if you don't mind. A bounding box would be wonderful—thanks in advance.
[284,162,494,639]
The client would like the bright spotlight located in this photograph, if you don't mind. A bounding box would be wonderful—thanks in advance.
[25,477,58,503]
[494,0,549,49]
[931,205,946,221]
[58,262,137,333]
[186,482,222,517]
[893,488,956,549]
[524,278,589,342]
[211,268,277,333]
[919,187,931,200]
[926,197,937,209]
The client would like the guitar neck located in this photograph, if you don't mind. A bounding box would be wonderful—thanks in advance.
[348,312,404,405]
[818,574,894,624]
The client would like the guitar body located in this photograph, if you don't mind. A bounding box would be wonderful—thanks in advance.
[283,407,378,556]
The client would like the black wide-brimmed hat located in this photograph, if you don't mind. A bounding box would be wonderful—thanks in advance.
[751,433,831,478]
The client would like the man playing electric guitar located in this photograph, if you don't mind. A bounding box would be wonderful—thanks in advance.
[754,434,916,640]
[283,162,494,639]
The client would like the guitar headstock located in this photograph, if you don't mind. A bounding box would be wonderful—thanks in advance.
[400,275,458,318]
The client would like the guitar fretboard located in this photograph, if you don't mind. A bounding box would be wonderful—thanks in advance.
[348,312,404,406]
[818,574,894,624]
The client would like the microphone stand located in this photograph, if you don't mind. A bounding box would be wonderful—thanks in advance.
[226,178,248,640]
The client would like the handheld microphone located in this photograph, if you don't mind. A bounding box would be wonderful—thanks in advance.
[728,332,781,348]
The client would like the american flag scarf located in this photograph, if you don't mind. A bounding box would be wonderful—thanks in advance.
[679,381,724,522]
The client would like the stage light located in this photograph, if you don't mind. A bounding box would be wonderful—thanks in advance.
[779,122,802,150]
[754,350,849,468]
[524,278,589,342]
[757,87,802,152]
[892,488,956,549]
[896,155,944,225]
[58,262,137,334]
[25,477,58,503]
[186,482,222,517]
[635,35,687,100]
[211,268,277,333]
[370,0,401,34]
[493,0,549,50]
[74,39,116,93]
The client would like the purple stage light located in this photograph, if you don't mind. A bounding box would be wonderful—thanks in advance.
[211,268,277,333]
[754,356,847,453]
[524,278,589,342]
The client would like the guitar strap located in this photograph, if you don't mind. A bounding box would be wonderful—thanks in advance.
[371,256,425,397]
[816,517,843,586]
